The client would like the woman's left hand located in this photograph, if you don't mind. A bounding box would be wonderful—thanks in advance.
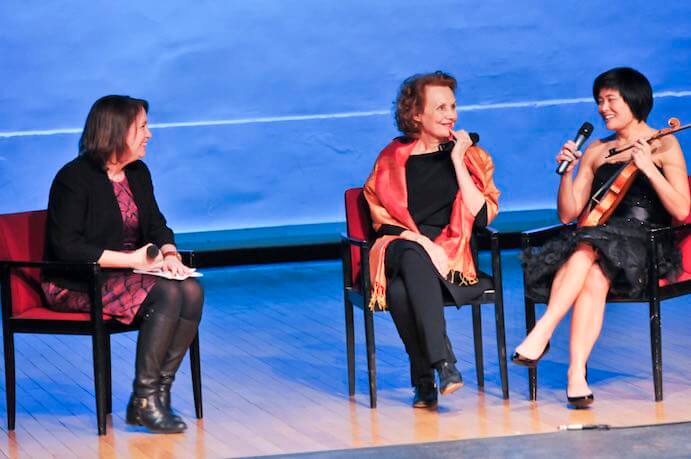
[449,129,473,164]
[630,138,657,176]
[162,255,194,277]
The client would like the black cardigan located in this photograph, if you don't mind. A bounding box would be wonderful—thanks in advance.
[43,155,175,291]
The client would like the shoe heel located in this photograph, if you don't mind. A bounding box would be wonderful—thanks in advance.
[125,411,143,426]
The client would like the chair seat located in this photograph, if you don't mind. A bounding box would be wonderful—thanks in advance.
[12,306,108,321]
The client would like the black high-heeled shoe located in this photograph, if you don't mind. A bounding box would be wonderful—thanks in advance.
[511,342,550,368]
[566,391,594,409]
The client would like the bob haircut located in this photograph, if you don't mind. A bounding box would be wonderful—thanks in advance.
[79,95,149,168]
[395,71,457,136]
[592,67,653,122]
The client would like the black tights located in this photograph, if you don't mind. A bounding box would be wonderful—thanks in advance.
[139,278,204,323]
[386,240,454,386]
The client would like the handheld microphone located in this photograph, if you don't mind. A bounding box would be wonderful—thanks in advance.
[441,132,480,151]
[556,122,594,175]
[146,244,160,260]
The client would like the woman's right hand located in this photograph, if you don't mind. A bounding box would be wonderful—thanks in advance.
[130,244,164,270]
[556,140,583,175]
[418,237,449,277]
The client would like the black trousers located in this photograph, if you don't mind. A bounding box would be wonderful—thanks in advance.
[385,240,457,386]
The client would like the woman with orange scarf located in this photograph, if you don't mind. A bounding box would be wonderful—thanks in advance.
[364,71,500,408]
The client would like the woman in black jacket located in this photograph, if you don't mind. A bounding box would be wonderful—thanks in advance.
[42,95,203,434]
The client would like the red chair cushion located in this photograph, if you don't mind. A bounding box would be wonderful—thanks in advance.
[674,176,691,276]
[660,176,691,286]
[344,188,374,287]
[0,211,48,315]
[13,307,93,321]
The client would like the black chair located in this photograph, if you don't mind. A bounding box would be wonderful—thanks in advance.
[340,187,509,408]
[520,180,691,401]
[0,210,203,435]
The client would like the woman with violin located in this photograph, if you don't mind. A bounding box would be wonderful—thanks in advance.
[512,67,690,408]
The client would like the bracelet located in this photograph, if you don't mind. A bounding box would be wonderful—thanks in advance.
[162,250,182,261]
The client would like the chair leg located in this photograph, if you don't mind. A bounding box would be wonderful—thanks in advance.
[494,297,510,399]
[104,335,112,414]
[471,303,484,389]
[190,333,204,419]
[363,308,377,408]
[344,297,356,397]
[525,299,538,401]
[3,330,15,430]
[92,333,108,435]
[649,298,663,401]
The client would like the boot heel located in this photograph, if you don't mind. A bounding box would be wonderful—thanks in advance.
[126,397,143,426]
[125,415,143,426]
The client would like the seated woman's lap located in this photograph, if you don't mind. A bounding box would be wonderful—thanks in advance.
[142,278,203,322]
[386,238,491,304]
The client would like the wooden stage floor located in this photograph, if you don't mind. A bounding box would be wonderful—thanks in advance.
[0,252,689,457]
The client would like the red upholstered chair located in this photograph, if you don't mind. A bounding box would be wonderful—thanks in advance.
[0,210,203,435]
[340,188,509,408]
[520,176,691,402]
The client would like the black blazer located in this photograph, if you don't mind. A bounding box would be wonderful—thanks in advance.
[43,155,175,291]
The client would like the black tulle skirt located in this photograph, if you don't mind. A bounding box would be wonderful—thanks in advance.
[522,216,681,299]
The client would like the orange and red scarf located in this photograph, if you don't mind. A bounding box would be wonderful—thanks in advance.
[363,138,500,310]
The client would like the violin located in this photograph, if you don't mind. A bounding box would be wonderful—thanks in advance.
[577,117,691,227]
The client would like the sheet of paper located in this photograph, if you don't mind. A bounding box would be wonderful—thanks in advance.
[133,268,203,280]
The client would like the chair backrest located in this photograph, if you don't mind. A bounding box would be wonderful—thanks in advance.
[344,188,375,286]
[0,210,48,314]
[672,176,691,278]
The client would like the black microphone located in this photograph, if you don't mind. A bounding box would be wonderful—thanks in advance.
[440,132,480,151]
[556,122,594,175]
[146,244,160,260]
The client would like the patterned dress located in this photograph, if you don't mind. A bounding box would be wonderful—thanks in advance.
[42,177,157,324]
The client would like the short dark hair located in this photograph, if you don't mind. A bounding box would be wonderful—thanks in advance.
[592,67,653,122]
[395,71,457,136]
[79,95,149,168]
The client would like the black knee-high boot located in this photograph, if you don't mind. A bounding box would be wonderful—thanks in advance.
[158,317,199,422]
[126,309,186,433]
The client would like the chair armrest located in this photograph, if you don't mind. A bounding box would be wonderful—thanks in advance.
[522,222,572,248]
[339,233,371,293]
[473,225,496,249]
[340,232,370,248]
[178,250,194,268]
[482,225,500,237]
[0,260,105,323]
[648,222,691,238]
[0,259,99,274]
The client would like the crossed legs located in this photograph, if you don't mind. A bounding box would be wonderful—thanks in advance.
[515,243,610,396]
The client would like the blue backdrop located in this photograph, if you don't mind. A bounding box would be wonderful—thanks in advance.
[1,1,690,232]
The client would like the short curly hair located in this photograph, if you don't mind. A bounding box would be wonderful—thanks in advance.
[395,71,457,136]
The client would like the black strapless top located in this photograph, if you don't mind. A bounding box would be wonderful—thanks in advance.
[590,163,671,226]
